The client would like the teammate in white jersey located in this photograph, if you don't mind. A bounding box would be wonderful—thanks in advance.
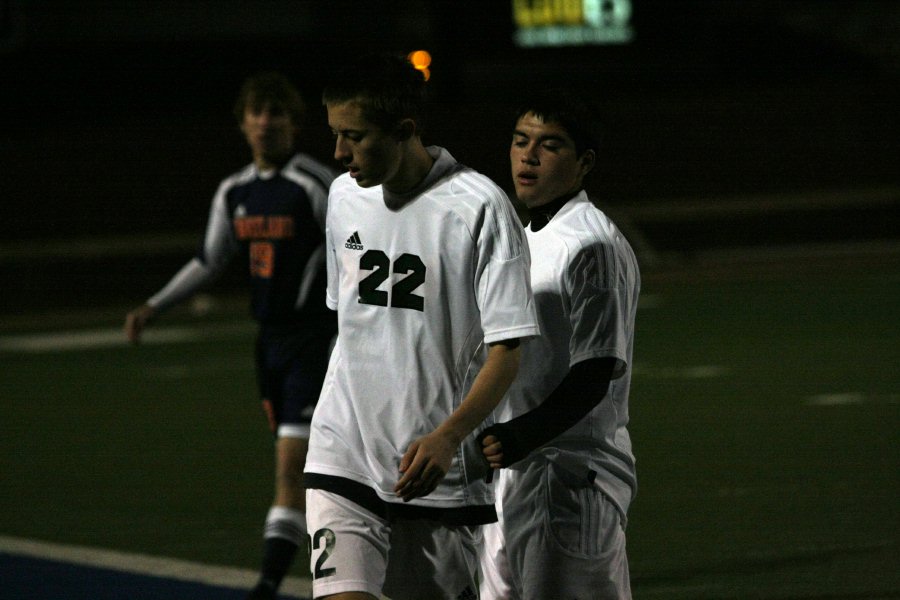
[123,73,337,600]
[479,91,640,599]
[303,53,539,600]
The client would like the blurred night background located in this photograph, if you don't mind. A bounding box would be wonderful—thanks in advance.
[3,4,899,598]
[1,0,899,313]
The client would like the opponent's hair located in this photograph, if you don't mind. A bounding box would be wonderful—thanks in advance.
[233,71,306,126]
[322,52,428,134]
[513,89,600,157]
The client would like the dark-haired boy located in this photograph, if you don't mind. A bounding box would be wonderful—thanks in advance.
[479,91,640,600]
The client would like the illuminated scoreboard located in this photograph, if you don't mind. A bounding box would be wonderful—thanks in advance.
[512,0,634,47]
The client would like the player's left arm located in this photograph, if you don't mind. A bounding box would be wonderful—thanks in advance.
[394,339,521,502]
[483,230,631,467]
[480,355,617,468]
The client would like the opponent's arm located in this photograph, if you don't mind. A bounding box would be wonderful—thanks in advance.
[480,356,616,468]
[124,303,158,344]
[124,186,237,344]
[123,258,219,344]
[395,340,521,501]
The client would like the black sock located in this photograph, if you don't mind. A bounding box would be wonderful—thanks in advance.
[257,537,299,590]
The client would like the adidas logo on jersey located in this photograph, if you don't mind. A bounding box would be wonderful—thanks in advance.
[345,231,364,250]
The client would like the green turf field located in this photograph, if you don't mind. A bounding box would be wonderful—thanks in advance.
[1,262,898,598]
[626,263,900,598]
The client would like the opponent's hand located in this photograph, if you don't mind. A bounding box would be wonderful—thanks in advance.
[124,304,156,344]
[394,430,456,502]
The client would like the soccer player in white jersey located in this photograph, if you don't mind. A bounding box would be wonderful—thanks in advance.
[303,53,539,600]
[123,72,337,600]
[479,91,641,599]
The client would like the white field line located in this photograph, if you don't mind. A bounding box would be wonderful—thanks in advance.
[632,364,730,379]
[0,534,312,596]
[804,392,900,406]
[0,322,255,353]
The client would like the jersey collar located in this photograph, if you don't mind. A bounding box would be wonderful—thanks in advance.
[527,190,582,232]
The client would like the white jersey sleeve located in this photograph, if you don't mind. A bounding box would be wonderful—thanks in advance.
[147,177,238,312]
[324,189,339,311]
[283,153,333,232]
[147,257,219,312]
[460,175,537,345]
[565,207,639,378]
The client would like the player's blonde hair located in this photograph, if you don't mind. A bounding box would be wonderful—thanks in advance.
[233,71,307,129]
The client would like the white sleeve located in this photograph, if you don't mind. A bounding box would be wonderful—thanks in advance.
[148,184,236,312]
[197,182,239,272]
[147,257,220,312]
[475,188,540,344]
[566,241,629,378]
[283,155,333,232]
[324,189,339,310]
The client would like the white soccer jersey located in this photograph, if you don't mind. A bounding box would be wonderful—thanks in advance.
[306,147,539,509]
[498,191,641,516]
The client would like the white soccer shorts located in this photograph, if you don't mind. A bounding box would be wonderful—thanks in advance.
[307,489,481,599]
[480,460,631,600]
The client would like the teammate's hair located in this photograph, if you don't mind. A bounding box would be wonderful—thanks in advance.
[513,89,600,157]
[322,52,428,134]
[233,71,306,127]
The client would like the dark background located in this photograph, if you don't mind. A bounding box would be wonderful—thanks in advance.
[2,0,899,310]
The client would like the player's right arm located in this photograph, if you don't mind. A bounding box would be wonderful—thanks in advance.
[395,339,522,501]
[124,303,157,344]
[123,182,237,344]
[122,257,221,344]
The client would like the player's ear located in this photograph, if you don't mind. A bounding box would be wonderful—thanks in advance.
[394,118,417,141]
[579,149,596,177]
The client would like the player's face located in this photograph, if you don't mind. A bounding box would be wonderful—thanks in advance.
[327,100,403,189]
[510,112,593,209]
[241,101,297,168]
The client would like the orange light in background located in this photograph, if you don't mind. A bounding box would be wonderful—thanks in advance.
[408,50,432,81]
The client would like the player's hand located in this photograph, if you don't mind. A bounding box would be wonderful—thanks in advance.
[480,433,505,469]
[394,430,456,502]
[124,304,156,344]
[477,423,526,471]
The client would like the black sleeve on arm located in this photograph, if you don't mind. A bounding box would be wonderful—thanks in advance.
[478,356,617,467]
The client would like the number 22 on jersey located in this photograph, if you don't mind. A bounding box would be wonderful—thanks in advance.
[357,249,426,312]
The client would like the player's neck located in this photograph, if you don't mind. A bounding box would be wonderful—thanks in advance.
[384,141,434,195]
[254,150,293,172]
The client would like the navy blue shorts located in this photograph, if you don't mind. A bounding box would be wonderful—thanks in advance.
[255,320,335,437]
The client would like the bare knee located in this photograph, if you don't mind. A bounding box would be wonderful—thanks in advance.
[275,437,309,506]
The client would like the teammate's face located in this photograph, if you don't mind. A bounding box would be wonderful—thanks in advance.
[327,100,403,189]
[241,101,297,169]
[510,112,594,209]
